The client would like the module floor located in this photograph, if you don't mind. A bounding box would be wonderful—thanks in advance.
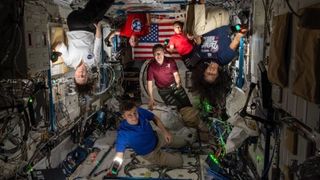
[70,131,212,180]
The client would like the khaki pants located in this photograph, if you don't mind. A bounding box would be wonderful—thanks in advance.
[142,132,186,168]
[179,106,200,128]
[185,4,229,36]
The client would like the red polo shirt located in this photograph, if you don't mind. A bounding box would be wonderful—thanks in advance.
[120,13,149,38]
[168,33,193,56]
[147,59,178,88]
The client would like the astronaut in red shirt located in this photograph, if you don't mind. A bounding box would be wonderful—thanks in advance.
[107,13,151,47]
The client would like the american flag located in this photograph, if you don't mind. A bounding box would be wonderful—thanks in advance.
[132,14,184,61]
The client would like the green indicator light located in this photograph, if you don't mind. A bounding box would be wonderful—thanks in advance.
[256,155,262,162]
[209,153,220,165]
[235,24,241,31]
[26,164,34,173]
[203,99,213,113]
[112,170,117,174]
[28,97,33,103]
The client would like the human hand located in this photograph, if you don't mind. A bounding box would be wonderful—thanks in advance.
[163,130,173,144]
[94,21,102,29]
[148,99,156,110]
[237,27,248,37]
[187,33,194,40]
[194,35,202,45]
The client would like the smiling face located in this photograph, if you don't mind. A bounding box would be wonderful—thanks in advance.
[173,23,182,34]
[74,63,88,85]
[153,47,165,63]
[204,62,220,83]
[129,35,138,47]
[122,106,139,125]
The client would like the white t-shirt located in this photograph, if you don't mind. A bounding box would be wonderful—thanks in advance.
[57,30,102,69]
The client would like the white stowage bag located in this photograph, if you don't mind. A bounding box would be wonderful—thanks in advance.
[173,127,197,144]
[140,104,197,144]
[228,114,259,137]
[140,105,184,130]
[225,86,261,153]
[226,114,260,153]
[225,127,249,154]
[226,86,246,117]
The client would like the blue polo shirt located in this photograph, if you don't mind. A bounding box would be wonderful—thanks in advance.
[198,25,238,65]
[115,108,157,155]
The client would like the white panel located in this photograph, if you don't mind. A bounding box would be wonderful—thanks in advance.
[296,97,307,123]
[250,0,265,83]
[306,102,320,132]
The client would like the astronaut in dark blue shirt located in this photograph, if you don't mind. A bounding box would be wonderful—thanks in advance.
[190,25,246,83]
[190,26,247,111]
[112,101,186,169]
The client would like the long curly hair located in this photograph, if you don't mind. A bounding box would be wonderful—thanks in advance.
[191,60,232,106]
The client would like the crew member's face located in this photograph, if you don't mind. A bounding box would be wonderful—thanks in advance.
[173,24,182,34]
[204,62,219,83]
[75,63,88,85]
[129,35,138,47]
[153,48,165,62]
[122,107,139,125]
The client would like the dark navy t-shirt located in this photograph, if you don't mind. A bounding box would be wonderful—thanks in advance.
[198,25,238,65]
[115,107,157,155]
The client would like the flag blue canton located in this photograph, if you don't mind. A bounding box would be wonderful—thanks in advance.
[139,24,159,42]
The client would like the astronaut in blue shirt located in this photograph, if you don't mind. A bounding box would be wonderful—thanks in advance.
[190,26,247,113]
[112,101,186,169]
[189,25,246,82]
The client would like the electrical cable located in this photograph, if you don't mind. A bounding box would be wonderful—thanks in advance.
[261,127,280,178]
[94,63,116,95]
[285,0,301,17]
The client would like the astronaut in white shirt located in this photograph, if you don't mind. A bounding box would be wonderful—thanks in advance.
[56,23,102,84]
[53,0,114,94]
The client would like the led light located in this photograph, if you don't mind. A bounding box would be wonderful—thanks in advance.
[256,155,262,162]
[209,153,220,165]
[235,24,241,31]
[26,164,34,173]
[111,156,123,174]
[203,99,213,113]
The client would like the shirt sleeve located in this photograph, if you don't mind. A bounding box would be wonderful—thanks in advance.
[171,60,178,73]
[93,37,102,66]
[115,131,128,153]
[217,26,238,65]
[138,108,155,121]
[147,63,154,81]
[168,36,175,47]
[218,47,238,65]
[57,42,72,67]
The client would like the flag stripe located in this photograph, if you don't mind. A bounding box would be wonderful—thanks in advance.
[133,15,184,61]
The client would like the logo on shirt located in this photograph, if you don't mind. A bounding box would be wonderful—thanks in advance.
[87,54,93,59]
[202,36,219,54]
[166,63,171,68]
[131,19,142,32]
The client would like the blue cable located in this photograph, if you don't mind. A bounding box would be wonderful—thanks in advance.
[236,37,245,88]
